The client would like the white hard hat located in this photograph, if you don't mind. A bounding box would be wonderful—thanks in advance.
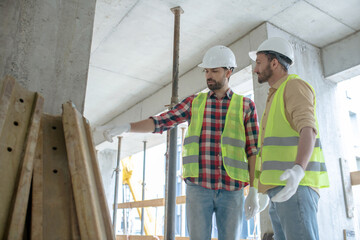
[249,37,294,65]
[198,45,237,68]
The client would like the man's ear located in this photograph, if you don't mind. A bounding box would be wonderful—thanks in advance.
[226,69,232,79]
[271,58,279,69]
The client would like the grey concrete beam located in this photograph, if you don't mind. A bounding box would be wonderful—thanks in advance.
[322,31,360,83]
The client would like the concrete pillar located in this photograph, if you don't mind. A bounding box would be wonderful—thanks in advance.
[0,0,96,114]
[97,149,118,222]
[249,22,358,240]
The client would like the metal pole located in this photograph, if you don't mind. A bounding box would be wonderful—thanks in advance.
[113,136,122,236]
[140,141,147,235]
[122,184,127,234]
[180,127,186,236]
[164,6,183,240]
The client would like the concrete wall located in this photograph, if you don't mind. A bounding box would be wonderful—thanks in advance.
[0,0,95,114]
[250,22,358,240]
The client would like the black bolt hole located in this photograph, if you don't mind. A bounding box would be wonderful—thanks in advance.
[52,126,57,130]
[7,147,12,152]
[52,147,57,151]
[13,121,19,126]
[53,169,58,174]
[19,98,24,103]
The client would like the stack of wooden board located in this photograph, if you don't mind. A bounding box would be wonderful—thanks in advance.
[0,76,114,240]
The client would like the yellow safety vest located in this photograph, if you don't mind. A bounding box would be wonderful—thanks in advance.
[182,92,249,181]
[254,74,329,188]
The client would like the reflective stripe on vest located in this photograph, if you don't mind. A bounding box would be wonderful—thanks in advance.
[254,74,329,189]
[262,161,327,172]
[263,136,322,148]
[182,92,249,181]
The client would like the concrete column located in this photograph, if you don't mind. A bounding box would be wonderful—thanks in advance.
[0,0,95,114]
[249,22,358,240]
[97,149,118,222]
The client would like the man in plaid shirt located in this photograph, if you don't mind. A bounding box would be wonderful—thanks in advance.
[101,45,268,239]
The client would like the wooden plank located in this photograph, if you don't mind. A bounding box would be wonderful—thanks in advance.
[350,171,360,186]
[31,126,44,240]
[83,115,116,237]
[62,102,114,240]
[116,195,186,235]
[7,93,43,240]
[31,115,80,240]
[0,76,16,239]
[339,158,354,218]
[117,196,186,209]
[343,229,356,240]
[0,76,43,240]
[0,76,15,131]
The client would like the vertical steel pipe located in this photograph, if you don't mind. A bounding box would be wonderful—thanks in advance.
[180,127,186,236]
[164,6,183,240]
[113,136,122,236]
[140,141,147,235]
[122,184,127,234]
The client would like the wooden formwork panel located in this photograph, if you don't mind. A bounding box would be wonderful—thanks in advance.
[350,171,360,186]
[0,76,43,240]
[117,195,186,209]
[31,115,80,240]
[62,102,114,240]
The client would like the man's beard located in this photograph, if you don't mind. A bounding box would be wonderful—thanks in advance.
[257,64,273,84]
[207,78,225,90]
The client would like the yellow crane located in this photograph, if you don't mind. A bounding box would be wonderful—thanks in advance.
[121,156,157,235]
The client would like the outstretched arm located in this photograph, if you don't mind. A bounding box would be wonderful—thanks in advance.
[100,95,194,142]
[130,118,155,133]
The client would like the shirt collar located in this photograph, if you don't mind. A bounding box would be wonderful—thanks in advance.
[209,88,233,99]
[271,74,289,90]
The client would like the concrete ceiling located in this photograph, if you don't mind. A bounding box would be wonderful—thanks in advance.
[84,0,360,155]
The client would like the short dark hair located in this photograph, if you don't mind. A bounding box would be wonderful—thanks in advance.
[222,67,234,71]
[259,51,292,71]
[222,67,233,80]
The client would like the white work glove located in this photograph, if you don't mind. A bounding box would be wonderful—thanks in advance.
[258,192,270,212]
[271,164,305,202]
[245,187,259,220]
[245,187,269,220]
[97,123,131,143]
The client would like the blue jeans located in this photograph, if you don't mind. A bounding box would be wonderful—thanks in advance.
[185,181,244,240]
[267,186,320,240]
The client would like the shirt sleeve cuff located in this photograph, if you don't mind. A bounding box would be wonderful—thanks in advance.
[150,116,162,134]
[246,147,259,158]
[297,121,318,135]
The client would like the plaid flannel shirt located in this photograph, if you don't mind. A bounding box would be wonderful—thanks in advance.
[152,89,259,190]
